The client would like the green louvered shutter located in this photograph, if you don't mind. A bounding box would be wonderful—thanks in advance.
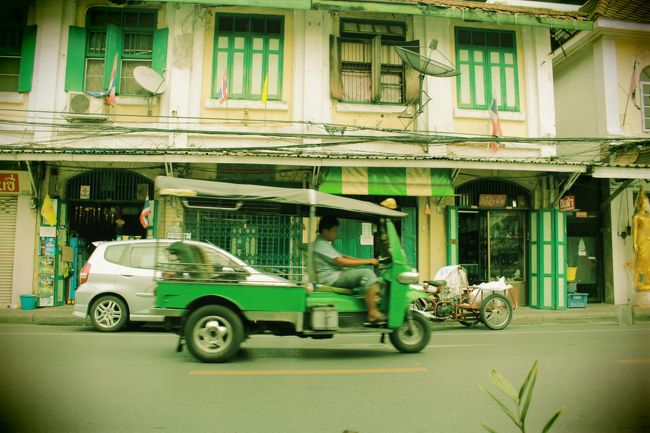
[446,206,459,265]
[103,24,123,92]
[18,25,37,93]
[151,28,168,74]
[530,209,567,310]
[402,206,417,268]
[529,210,540,308]
[65,26,86,91]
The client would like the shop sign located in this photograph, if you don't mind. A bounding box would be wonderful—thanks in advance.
[479,194,507,208]
[559,195,575,211]
[0,173,19,193]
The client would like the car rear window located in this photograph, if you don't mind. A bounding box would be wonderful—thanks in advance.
[104,244,128,265]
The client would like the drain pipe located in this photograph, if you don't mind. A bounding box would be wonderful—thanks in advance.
[25,161,38,198]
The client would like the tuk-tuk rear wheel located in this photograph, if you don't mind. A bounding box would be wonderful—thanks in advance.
[389,311,431,353]
[185,305,244,363]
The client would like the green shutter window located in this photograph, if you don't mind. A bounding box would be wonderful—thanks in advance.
[529,209,567,310]
[17,25,36,93]
[65,26,87,92]
[455,27,519,112]
[213,14,284,101]
[446,206,459,266]
[151,27,168,74]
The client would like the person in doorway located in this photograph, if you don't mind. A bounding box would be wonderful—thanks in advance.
[313,216,385,324]
[632,186,650,292]
[113,218,125,240]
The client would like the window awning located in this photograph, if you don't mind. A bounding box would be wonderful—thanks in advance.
[319,167,454,197]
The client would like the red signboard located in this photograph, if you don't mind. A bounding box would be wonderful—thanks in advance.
[559,195,575,211]
[0,173,19,193]
[479,194,507,208]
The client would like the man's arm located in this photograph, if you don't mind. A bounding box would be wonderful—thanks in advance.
[333,256,379,267]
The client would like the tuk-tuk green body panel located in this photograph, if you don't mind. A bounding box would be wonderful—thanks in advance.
[156,280,307,312]
[305,292,366,312]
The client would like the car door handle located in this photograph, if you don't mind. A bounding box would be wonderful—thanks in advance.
[120,274,134,278]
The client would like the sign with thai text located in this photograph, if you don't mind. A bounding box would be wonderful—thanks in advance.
[559,195,575,211]
[0,173,19,193]
[479,194,507,208]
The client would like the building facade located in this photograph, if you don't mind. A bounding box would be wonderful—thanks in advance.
[0,0,645,310]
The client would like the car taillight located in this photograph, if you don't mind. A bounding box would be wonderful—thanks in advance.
[79,263,91,285]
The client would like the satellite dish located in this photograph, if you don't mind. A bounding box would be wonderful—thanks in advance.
[133,66,167,95]
[394,46,459,77]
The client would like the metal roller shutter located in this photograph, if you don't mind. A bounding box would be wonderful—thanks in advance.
[0,197,17,306]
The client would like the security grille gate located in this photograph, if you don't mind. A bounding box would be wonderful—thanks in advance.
[0,197,17,306]
[184,209,303,283]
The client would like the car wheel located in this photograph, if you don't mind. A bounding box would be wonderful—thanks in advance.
[185,305,244,363]
[389,311,431,353]
[90,295,128,332]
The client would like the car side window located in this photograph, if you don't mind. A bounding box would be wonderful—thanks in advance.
[128,246,156,269]
[104,245,128,265]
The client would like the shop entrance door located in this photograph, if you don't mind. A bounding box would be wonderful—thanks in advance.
[457,210,526,284]
[566,213,602,302]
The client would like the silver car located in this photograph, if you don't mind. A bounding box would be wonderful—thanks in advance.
[73,239,286,332]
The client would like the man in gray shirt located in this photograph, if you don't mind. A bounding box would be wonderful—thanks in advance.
[313,216,385,323]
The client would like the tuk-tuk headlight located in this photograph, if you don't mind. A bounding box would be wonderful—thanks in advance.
[397,271,420,285]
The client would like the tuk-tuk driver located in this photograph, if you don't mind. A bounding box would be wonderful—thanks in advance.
[313,216,386,324]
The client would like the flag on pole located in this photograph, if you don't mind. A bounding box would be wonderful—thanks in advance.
[40,194,57,227]
[261,73,269,104]
[105,53,118,105]
[488,97,503,153]
[629,58,641,110]
[218,71,228,104]
[140,195,152,229]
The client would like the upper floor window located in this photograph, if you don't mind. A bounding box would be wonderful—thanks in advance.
[64,8,168,96]
[641,66,650,131]
[0,5,36,93]
[213,15,284,101]
[455,28,519,112]
[332,19,407,104]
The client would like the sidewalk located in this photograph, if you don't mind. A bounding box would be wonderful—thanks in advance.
[0,302,649,327]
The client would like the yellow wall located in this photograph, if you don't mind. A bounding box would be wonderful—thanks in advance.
[199,7,294,125]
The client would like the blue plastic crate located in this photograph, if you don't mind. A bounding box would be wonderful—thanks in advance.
[568,293,588,308]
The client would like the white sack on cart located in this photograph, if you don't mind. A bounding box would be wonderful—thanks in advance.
[467,277,513,306]
[433,265,468,297]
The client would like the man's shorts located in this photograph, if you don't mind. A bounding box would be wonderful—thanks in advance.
[332,268,377,293]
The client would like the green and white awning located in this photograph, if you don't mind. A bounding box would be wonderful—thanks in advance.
[319,167,454,196]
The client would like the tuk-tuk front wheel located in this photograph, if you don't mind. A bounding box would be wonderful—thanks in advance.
[185,305,244,363]
[389,311,431,353]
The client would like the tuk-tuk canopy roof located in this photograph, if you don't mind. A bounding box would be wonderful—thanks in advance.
[155,176,406,218]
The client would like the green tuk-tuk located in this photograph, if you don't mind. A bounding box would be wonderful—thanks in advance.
[153,176,431,363]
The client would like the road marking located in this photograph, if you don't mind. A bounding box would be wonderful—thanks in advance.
[428,343,495,348]
[616,359,650,365]
[190,367,427,376]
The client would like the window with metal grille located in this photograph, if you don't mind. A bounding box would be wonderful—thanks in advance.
[84,8,156,95]
[338,19,406,104]
[455,27,519,112]
[0,6,26,92]
[641,66,650,131]
[185,208,303,283]
[213,15,284,101]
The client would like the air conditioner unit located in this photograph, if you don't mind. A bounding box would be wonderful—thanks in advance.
[64,91,109,121]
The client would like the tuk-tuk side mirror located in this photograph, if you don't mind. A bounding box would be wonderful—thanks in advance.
[397,271,420,285]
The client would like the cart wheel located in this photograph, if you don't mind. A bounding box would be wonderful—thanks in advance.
[185,305,244,363]
[480,294,513,330]
[389,311,431,353]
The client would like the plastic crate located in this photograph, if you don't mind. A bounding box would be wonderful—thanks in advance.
[568,293,588,308]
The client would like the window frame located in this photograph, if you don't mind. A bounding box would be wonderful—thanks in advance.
[0,5,35,93]
[83,7,158,96]
[338,18,407,105]
[641,67,650,132]
[212,14,285,101]
[455,27,520,112]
